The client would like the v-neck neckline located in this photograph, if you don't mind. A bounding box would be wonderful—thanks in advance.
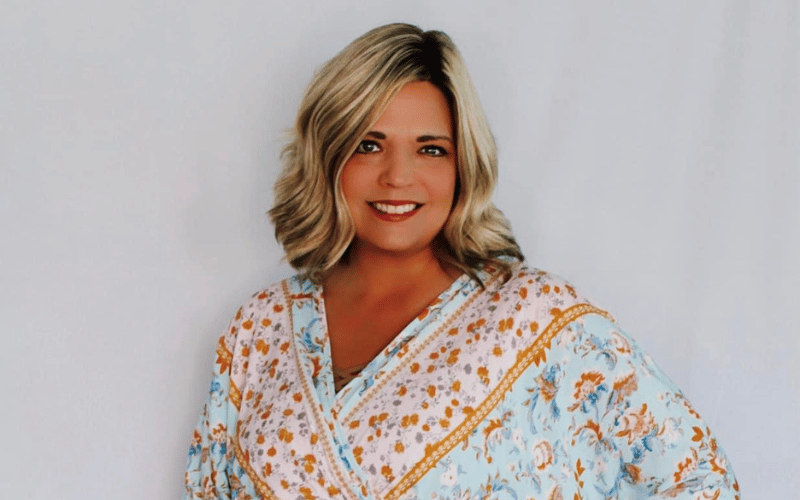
[321,273,473,407]
[282,268,495,499]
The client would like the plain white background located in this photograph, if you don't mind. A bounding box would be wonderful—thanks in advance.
[1,0,797,498]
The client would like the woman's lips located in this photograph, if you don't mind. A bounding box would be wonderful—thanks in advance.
[368,201,422,221]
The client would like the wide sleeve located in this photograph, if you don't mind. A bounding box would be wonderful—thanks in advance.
[568,313,740,499]
[184,315,241,500]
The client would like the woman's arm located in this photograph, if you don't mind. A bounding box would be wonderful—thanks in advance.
[184,329,239,500]
[571,314,740,499]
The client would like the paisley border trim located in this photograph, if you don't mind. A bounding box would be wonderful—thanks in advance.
[233,421,280,500]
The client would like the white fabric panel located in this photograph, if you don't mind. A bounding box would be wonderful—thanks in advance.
[1,0,795,498]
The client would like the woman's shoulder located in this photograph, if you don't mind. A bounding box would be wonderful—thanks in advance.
[235,273,317,315]
[485,259,597,316]
[218,275,311,350]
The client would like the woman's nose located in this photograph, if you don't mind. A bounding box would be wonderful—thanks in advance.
[380,149,414,187]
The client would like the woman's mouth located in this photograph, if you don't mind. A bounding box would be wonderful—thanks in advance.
[368,201,422,220]
[370,202,421,214]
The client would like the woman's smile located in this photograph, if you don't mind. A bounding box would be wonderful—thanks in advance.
[369,201,421,215]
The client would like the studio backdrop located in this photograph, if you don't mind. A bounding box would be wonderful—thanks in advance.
[1,0,797,498]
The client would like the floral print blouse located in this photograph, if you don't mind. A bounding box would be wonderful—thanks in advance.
[185,262,739,499]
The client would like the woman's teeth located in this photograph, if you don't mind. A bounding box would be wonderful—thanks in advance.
[372,203,418,214]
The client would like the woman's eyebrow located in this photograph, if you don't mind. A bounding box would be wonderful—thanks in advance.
[417,135,453,143]
[365,131,386,139]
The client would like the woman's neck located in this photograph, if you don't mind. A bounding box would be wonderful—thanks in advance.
[327,244,458,300]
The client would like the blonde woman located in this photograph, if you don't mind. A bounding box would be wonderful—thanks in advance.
[185,23,738,500]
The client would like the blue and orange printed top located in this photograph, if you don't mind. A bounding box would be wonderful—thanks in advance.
[185,262,739,499]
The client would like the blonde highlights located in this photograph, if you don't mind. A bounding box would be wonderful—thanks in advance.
[269,23,523,283]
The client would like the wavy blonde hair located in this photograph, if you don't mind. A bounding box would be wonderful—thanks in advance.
[269,23,523,284]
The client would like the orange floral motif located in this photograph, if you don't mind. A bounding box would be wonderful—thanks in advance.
[446,348,461,365]
[532,439,554,470]
[498,317,514,332]
[466,318,486,332]
[612,372,638,404]
[310,356,323,379]
[261,318,272,328]
[302,454,316,473]
[278,427,293,443]
[674,449,699,483]
[625,464,642,484]
[215,337,232,374]
[569,371,605,410]
[353,445,364,465]
[535,372,558,403]
[242,319,253,330]
[574,420,604,446]
[610,331,631,354]
[400,413,419,428]
[381,465,395,482]
[477,366,490,385]
[255,339,269,355]
[483,418,503,438]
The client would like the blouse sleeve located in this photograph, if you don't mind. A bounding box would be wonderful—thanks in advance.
[184,321,240,500]
[573,314,740,499]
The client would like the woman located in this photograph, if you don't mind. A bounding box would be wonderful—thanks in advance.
[185,24,739,500]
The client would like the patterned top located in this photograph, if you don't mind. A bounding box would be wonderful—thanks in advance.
[184,262,739,499]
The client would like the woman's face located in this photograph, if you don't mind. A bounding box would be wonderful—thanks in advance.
[341,81,457,259]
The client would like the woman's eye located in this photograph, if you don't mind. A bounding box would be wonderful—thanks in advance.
[420,145,448,157]
[355,140,380,154]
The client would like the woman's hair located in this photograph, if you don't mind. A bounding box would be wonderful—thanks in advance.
[269,23,523,284]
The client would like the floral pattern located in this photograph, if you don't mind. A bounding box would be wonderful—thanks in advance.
[185,262,739,499]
